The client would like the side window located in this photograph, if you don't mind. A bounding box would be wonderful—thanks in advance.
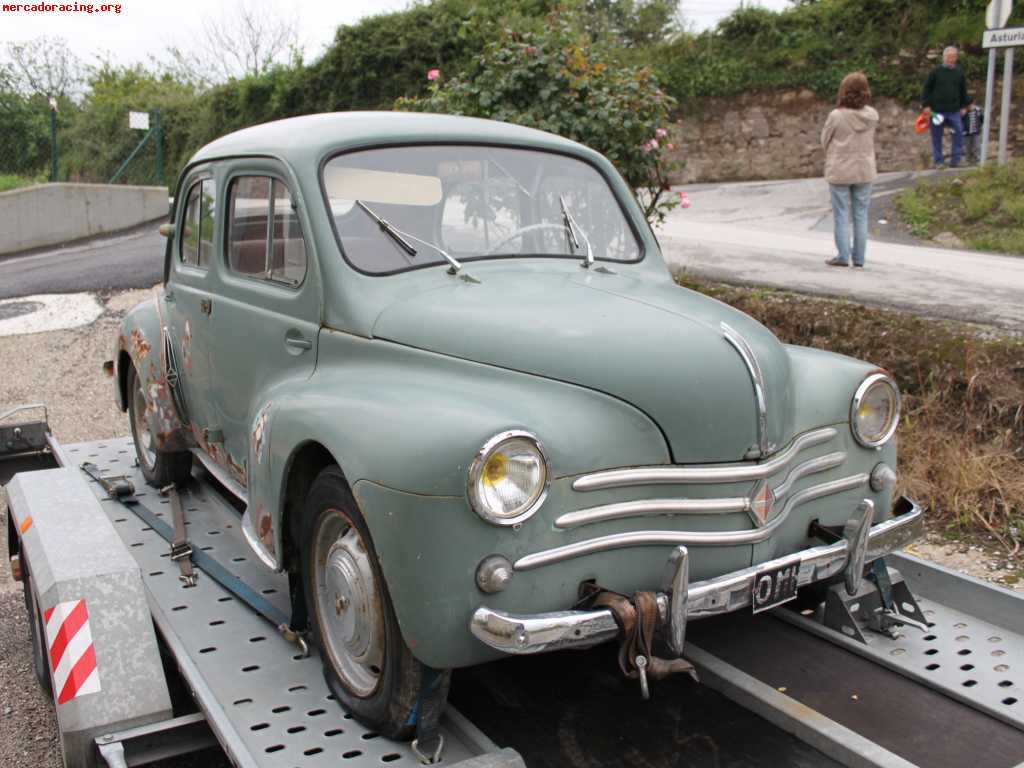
[227,175,307,286]
[179,178,216,268]
[180,181,201,266]
[198,179,216,268]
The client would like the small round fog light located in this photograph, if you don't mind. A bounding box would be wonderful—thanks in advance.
[870,463,897,493]
[476,555,513,594]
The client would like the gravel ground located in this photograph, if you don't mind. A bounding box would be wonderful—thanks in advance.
[0,288,1019,766]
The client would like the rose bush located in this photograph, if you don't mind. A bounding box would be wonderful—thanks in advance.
[396,13,680,225]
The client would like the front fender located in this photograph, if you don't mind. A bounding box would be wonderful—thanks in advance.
[249,327,670,573]
[115,294,193,453]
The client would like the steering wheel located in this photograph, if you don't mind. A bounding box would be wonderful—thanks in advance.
[482,222,579,256]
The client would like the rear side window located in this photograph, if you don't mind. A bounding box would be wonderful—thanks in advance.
[227,175,307,286]
[180,178,215,268]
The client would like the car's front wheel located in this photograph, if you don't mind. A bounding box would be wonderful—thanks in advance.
[301,466,450,741]
[127,364,192,488]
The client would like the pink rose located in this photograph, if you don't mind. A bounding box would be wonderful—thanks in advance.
[666,143,675,150]
[655,127,668,138]
[642,138,659,152]
[427,68,440,81]
[679,191,692,209]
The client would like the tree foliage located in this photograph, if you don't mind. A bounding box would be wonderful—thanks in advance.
[655,0,1024,104]
[395,13,679,224]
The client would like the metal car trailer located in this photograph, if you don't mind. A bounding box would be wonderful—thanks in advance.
[3,406,1024,768]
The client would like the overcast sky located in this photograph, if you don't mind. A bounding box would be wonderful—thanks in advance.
[1,0,793,70]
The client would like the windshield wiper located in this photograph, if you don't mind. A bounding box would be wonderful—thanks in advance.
[356,200,418,258]
[356,199,465,275]
[559,195,594,269]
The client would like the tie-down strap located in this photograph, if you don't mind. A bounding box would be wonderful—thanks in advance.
[582,585,698,697]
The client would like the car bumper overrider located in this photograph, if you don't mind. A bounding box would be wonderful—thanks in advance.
[470,496,923,657]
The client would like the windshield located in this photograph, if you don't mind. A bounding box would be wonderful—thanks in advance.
[322,145,642,274]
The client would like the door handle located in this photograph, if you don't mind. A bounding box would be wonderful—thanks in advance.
[285,336,312,351]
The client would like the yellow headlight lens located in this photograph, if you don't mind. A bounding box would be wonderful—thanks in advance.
[469,434,548,525]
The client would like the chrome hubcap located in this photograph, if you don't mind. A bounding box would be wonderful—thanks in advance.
[314,511,384,697]
[131,377,156,471]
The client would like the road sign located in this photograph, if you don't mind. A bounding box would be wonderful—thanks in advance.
[987,0,1012,29]
[984,26,1024,47]
[128,111,150,130]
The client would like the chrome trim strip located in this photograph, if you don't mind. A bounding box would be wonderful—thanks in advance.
[572,427,837,492]
[721,322,771,457]
[772,451,845,499]
[554,497,749,529]
[471,499,925,655]
[515,473,869,571]
[557,450,847,530]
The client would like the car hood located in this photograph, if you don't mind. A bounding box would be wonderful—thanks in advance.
[371,267,794,464]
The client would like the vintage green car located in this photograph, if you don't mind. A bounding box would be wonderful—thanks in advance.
[113,111,922,742]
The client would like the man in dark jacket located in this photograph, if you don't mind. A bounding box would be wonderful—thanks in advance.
[922,46,969,168]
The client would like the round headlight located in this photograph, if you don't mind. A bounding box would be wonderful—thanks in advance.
[468,430,549,526]
[851,373,901,448]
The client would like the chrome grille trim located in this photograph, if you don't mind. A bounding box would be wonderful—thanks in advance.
[555,450,847,530]
[572,426,837,492]
[721,321,772,457]
[771,451,846,499]
[514,473,869,571]
[555,497,749,530]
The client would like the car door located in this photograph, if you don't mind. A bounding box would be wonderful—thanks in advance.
[165,171,218,447]
[207,164,321,489]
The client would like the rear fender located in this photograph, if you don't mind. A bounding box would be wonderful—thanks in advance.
[115,293,193,453]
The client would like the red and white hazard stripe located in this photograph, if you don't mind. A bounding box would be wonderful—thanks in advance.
[43,599,102,705]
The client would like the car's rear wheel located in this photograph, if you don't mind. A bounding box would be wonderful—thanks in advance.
[301,466,450,740]
[127,364,192,487]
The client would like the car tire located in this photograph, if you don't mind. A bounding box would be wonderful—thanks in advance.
[21,554,53,696]
[127,364,192,488]
[301,466,450,741]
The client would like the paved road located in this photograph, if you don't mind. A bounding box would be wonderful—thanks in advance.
[0,223,164,300]
[660,170,1024,330]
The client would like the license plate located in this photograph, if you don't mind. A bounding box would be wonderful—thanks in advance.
[751,562,799,613]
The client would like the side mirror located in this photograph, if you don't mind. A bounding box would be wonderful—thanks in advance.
[159,223,174,238]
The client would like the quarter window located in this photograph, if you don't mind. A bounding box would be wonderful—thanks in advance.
[179,179,215,267]
[227,175,307,286]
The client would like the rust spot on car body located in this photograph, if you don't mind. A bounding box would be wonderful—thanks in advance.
[256,503,275,554]
[252,401,272,465]
[226,453,247,488]
[131,328,151,361]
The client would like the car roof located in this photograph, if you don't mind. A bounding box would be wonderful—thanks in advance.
[188,111,590,166]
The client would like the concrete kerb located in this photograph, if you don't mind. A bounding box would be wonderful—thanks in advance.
[0,183,169,256]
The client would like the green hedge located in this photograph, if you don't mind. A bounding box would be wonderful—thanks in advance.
[654,0,1024,105]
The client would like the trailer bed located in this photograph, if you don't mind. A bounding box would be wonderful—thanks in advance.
[68,436,495,768]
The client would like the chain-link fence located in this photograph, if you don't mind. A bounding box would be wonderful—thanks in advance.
[0,100,165,191]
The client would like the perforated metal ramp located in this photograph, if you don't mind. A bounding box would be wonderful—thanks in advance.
[67,437,495,768]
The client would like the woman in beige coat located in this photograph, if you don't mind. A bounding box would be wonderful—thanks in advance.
[821,72,878,267]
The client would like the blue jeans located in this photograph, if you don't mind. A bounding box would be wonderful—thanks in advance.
[930,111,964,166]
[830,182,872,266]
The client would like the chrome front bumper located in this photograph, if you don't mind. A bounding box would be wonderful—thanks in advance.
[470,496,924,656]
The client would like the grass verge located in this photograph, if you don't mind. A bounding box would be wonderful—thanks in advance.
[676,273,1024,553]
[0,174,44,193]
[895,161,1024,254]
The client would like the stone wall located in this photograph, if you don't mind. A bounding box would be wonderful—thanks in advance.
[669,85,1024,184]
